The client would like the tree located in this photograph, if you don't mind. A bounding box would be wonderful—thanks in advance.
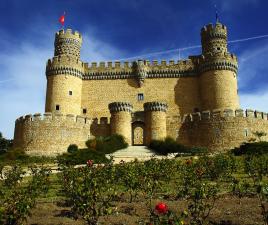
[0,132,13,151]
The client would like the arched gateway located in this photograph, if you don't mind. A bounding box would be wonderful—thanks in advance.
[132,121,145,145]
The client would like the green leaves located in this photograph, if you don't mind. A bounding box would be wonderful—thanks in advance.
[0,165,51,225]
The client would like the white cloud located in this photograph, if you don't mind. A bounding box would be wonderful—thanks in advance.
[237,41,268,90]
[240,91,268,112]
[81,33,125,62]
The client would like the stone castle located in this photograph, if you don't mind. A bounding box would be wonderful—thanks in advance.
[13,22,268,156]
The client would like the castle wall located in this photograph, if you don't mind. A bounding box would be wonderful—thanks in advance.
[178,109,268,152]
[199,69,239,111]
[90,117,111,137]
[13,113,92,156]
[81,76,200,118]
[166,116,182,140]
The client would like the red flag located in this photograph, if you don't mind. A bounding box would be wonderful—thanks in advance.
[59,13,65,26]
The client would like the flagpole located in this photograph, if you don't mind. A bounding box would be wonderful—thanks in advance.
[214,4,219,23]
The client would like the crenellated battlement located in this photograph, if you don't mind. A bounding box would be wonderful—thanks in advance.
[46,55,84,78]
[197,53,238,73]
[54,29,82,59]
[82,58,196,80]
[47,55,84,66]
[83,59,194,70]
[55,29,82,41]
[15,113,92,126]
[183,109,268,123]
[92,117,111,125]
[201,22,227,40]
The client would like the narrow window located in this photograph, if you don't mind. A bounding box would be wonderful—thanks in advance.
[69,90,72,96]
[244,129,249,137]
[83,108,87,114]
[138,93,144,101]
[56,105,60,111]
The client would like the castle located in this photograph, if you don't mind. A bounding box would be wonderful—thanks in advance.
[13,22,268,156]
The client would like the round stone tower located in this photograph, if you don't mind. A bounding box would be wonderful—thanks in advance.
[199,22,239,111]
[45,29,83,115]
[109,102,133,145]
[144,102,168,145]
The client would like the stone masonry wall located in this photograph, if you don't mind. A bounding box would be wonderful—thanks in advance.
[81,76,200,119]
[14,113,92,156]
[178,109,268,152]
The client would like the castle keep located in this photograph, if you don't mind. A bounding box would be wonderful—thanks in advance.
[13,22,268,156]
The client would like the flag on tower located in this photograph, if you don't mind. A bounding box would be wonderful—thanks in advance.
[59,12,65,26]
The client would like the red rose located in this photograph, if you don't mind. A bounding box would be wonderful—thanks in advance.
[87,159,93,167]
[155,202,168,214]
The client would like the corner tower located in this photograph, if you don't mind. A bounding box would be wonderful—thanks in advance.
[199,22,239,111]
[45,29,84,115]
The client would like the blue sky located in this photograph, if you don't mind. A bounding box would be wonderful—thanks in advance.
[0,0,268,139]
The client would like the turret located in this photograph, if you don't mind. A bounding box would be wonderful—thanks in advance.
[109,102,133,145]
[201,22,227,57]
[54,29,82,59]
[45,29,84,115]
[198,22,239,111]
[144,102,168,145]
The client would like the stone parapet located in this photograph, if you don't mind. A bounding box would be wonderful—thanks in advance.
[13,113,92,156]
[183,109,268,122]
[179,108,268,153]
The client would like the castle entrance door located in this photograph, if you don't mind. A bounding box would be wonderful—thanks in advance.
[132,122,145,146]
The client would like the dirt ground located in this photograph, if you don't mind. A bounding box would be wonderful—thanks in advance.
[27,194,264,225]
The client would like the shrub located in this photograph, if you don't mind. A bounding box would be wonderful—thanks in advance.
[231,142,268,156]
[149,137,206,156]
[0,148,55,166]
[2,148,28,161]
[67,144,78,154]
[57,148,110,165]
[86,134,128,154]
[86,138,97,150]
[0,165,51,224]
[149,137,188,155]
[0,132,13,151]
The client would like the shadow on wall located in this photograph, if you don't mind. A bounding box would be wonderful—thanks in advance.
[174,78,201,116]
[90,117,111,137]
[127,78,139,88]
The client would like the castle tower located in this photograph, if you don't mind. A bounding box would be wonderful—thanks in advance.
[109,102,133,145]
[144,102,168,145]
[45,29,84,115]
[199,22,239,111]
